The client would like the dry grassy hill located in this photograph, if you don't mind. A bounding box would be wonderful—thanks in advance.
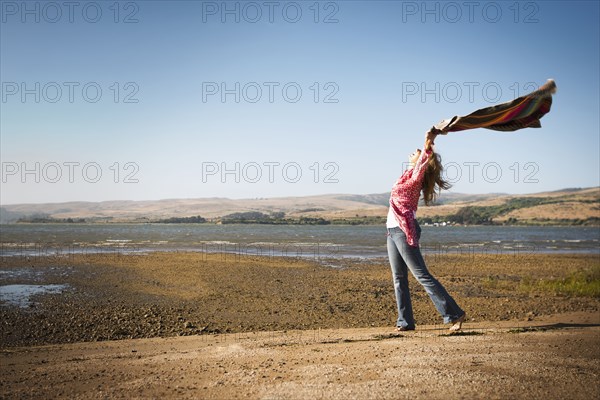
[1,187,598,225]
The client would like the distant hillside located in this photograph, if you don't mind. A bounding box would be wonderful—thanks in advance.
[415,187,599,225]
[1,187,598,225]
[337,192,504,207]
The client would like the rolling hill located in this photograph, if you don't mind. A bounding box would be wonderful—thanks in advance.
[1,187,598,225]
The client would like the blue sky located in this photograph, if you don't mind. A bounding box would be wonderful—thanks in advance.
[1,0,599,204]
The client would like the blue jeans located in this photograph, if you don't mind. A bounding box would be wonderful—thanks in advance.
[386,224,464,328]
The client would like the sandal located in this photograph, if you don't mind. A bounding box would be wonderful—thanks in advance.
[449,313,466,332]
[395,326,415,332]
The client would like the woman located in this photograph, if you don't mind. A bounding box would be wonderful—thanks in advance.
[386,128,465,332]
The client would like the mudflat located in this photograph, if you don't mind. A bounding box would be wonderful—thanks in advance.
[0,252,598,399]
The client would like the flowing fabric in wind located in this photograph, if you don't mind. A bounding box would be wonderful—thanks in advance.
[433,79,557,133]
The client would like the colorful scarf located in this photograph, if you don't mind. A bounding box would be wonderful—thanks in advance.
[433,79,557,133]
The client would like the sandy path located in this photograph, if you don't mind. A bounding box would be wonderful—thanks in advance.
[1,312,598,400]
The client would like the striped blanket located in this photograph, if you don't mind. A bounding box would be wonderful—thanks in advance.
[433,79,557,133]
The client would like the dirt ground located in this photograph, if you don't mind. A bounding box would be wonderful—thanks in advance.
[0,252,599,398]
[1,252,599,348]
[1,312,599,399]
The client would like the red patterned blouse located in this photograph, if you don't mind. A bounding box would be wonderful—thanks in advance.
[388,148,432,247]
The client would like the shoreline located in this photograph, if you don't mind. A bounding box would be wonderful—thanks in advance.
[5,219,600,226]
[1,241,599,262]
[1,252,598,349]
[1,251,599,399]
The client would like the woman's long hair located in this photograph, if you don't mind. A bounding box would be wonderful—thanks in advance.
[422,152,451,206]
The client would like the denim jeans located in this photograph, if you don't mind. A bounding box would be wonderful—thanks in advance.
[386,224,464,328]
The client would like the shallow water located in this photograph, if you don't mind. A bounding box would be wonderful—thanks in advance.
[0,224,598,259]
[0,284,70,308]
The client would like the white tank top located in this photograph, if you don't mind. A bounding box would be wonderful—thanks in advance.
[386,206,399,228]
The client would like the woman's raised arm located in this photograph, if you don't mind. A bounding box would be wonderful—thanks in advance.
[424,126,440,152]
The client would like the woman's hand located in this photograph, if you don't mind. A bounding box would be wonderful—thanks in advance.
[426,126,441,142]
[425,127,439,150]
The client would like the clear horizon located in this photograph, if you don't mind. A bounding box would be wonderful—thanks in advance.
[2,1,599,204]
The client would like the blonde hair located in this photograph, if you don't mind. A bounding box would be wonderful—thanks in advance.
[422,152,451,206]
